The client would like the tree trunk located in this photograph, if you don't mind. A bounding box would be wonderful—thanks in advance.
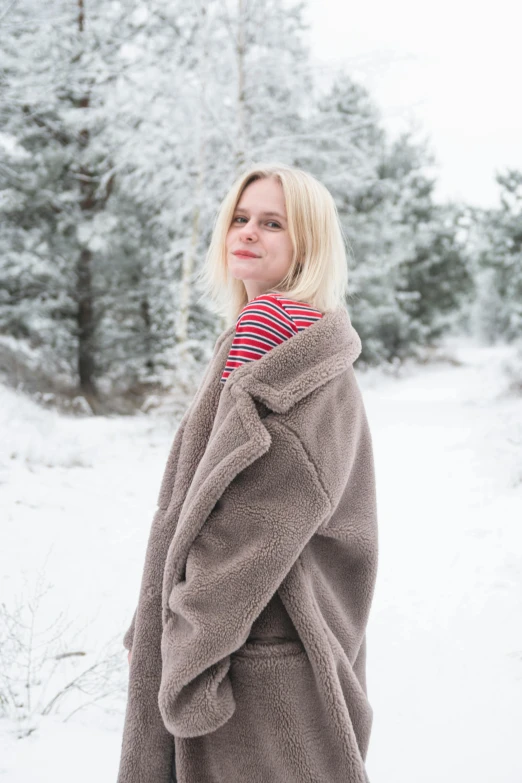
[175,2,209,381]
[76,246,97,399]
[235,0,247,173]
[140,297,155,374]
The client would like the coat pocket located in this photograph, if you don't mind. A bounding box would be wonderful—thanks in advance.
[206,640,356,782]
[175,641,367,783]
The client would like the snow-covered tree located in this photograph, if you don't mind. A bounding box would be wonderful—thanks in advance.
[294,74,469,364]
[0,1,129,405]
[467,168,522,343]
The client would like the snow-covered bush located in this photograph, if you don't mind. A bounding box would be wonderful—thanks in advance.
[0,570,128,738]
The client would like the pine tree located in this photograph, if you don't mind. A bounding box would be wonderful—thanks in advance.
[469,168,522,342]
[0,1,126,406]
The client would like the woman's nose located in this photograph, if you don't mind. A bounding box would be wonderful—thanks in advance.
[238,220,258,241]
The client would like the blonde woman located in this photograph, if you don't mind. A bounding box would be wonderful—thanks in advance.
[117,163,378,783]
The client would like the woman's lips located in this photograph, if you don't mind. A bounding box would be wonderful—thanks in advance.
[233,250,260,258]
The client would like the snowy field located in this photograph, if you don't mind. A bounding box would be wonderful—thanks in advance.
[1,335,521,783]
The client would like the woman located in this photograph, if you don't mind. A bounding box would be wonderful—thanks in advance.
[117,163,378,783]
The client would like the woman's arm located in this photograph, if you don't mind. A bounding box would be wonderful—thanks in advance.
[158,418,336,738]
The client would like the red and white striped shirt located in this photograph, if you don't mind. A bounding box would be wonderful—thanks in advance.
[220,291,324,384]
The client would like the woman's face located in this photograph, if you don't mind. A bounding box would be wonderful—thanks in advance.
[225,177,294,301]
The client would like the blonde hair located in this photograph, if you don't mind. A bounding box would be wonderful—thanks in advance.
[196,162,352,325]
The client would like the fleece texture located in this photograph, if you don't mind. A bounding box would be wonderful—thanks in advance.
[117,305,379,783]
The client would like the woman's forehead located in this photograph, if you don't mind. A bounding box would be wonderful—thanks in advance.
[236,178,287,215]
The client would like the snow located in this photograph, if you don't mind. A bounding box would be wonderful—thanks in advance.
[363,338,522,782]
[1,336,521,782]
[0,132,30,160]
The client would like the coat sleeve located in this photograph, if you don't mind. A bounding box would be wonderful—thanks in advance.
[121,329,231,653]
[157,417,336,738]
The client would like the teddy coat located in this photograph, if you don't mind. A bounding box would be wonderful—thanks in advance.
[117,305,379,783]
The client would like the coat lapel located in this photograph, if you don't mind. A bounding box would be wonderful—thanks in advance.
[161,305,362,615]
[229,304,362,412]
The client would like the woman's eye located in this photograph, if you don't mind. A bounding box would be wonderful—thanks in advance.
[232,216,281,229]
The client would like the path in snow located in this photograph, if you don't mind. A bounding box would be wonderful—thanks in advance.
[364,337,521,783]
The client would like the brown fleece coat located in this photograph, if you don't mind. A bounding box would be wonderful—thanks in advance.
[117,305,378,783]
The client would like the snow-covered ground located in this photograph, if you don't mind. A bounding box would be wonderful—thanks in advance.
[1,335,521,783]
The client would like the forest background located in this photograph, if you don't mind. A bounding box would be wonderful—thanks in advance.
[2,0,521,415]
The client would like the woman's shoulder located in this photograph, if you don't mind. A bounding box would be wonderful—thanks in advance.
[238,291,324,331]
[220,292,323,385]
[238,291,291,320]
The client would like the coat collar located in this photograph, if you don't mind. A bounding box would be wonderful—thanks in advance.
[221,305,362,413]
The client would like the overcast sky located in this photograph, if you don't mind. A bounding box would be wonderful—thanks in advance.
[304,0,521,208]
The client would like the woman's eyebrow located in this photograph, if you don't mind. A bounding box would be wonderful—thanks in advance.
[234,207,286,220]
